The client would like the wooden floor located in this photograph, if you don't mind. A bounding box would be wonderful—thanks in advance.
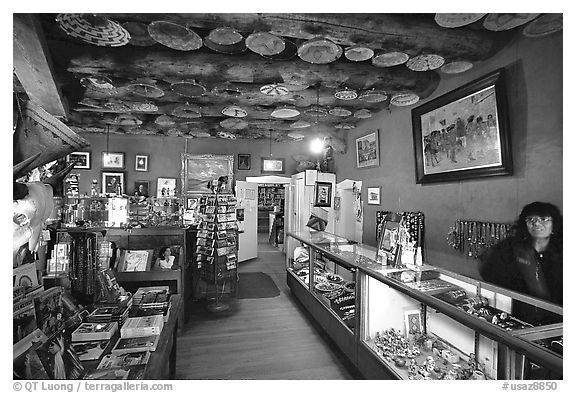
[175,235,363,379]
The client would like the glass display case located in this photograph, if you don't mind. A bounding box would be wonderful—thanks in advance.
[286,230,563,380]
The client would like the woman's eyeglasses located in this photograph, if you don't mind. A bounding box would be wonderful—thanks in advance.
[525,216,552,225]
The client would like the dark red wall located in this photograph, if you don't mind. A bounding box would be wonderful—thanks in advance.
[334,30,563,279]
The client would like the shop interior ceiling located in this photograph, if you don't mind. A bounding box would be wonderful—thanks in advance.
[14,13,524,146]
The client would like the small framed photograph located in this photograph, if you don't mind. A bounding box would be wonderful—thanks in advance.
[314,181,333,207]
[404,310,423,337]
[261,157,285,174]
[367,186,381,205]
[186,197,198,210]
[102,172,125,196]
[238,154,251,170]
[135,155,149,172]
[133,181,149,197]
[157,178,177,198]
[356,130,379,168]
[67,152,90,169]
[102,152,125,169]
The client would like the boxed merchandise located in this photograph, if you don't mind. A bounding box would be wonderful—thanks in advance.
[120,315,164,338]
[71,339,112,361]
[111,334,160,354]
[71,321,118,341]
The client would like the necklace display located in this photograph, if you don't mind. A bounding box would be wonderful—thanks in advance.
[445,220,513,260]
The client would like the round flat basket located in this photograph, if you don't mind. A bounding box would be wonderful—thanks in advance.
[329,107,352,117]
[148,21,202,51]
[441,61,473,74]
[288,131,305,140]
[406,54,445,71]
[170,81,206,97]
[103,101,131,112]
[334,123,355,130]
[126,83,165,98]
[344,45,374,62]
[334,87,358,100]
[262,38,297,61]
[304,106,327,116]
[80,75,115,90]
[220,118,248,130]
[354,109,372,119]
[111,114,142,126]
[271,106,300,119]
[297,37,343,64]
[155,115,176,126]
[434,13,487,28]
[390,93,420,107]
[523,14,563,37]
[189,130,212,138]
[172,103,202,118]
[246,32,286,56]
[130,102,159,112]
[217,131,237,140]
[290,120,311,129]
[483,13,540,31]
[260,84,290,96]
[372,51,410,68]
[358,89,388,103]
[221,105,248,118]
[203,28,247,54]
[56,14,130,47]
[122,21,156,46]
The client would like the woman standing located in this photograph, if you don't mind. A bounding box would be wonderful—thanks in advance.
[479,202,562,323]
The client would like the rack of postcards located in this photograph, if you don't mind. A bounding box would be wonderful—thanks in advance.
[195,193,239,302]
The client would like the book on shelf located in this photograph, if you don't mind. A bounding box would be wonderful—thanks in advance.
[83,364,145,380]
[120,315,164,338]
[97,351,151,369]
[71,339,113,361]
[111,334,160,354]
[71,322,119,342]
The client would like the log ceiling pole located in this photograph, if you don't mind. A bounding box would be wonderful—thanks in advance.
[13,14,68,118]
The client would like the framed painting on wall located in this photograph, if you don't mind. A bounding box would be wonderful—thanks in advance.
[238,154,251,170]
[157,178,177,198]
[367,186,380,205]
[181,154,234,195]
[102,152,125,169]
[135,155,149,172]
[133,181,149,197]
[102,172,125,196]
[411,68,512,184]
[261,157,285,174]
[355,130,379,168]
[314,181,332,207]
[66,152,90,169]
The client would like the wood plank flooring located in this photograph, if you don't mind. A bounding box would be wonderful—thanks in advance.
[175,235,362,379]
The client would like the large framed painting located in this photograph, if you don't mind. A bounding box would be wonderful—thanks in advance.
[412,69,512,184]
[181,154,234,195]
[355,130,379,168]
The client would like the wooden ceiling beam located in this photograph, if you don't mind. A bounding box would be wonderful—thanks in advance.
[13,14,68,117]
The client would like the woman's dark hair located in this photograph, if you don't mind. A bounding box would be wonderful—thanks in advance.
[158,246,171,260]
[512,201,562,247]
